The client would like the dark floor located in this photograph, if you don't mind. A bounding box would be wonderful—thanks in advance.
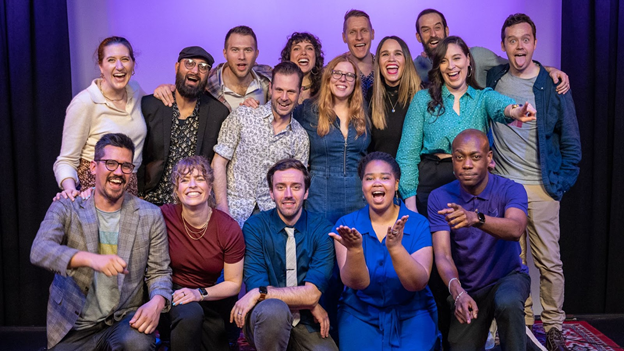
[1,315,622,351]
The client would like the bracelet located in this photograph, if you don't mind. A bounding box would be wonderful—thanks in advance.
[455,290,465,305]
[448,277,460,293]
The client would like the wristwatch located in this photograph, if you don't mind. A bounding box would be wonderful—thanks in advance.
[198,287,208,301]
[475,209,486,226]
[258,286,268,302]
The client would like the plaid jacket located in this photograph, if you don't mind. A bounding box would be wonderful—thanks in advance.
[30,193,172,348]
[206,63,272,112]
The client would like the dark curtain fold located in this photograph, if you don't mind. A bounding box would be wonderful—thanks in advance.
[0,0,72,325]
[560,0,624,314]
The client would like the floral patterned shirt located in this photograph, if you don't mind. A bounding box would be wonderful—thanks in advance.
[214,102,310,227]
[144,100,200,205]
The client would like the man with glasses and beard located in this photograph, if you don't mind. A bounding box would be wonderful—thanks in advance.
[31,133,172,350]
[139,46,229,206]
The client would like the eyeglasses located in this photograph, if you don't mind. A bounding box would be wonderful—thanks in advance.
[331,70,357,82]
[182,58,211,73]
[95,159,135,174]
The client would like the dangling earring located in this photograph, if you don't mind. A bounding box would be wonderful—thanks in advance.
[100,72,104,78]
[132,69,136,76]
[467,65,473,78]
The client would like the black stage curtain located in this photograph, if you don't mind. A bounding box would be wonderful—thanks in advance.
[0,0,72,325]
[560,0,624,313]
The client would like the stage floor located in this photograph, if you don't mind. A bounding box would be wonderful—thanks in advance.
[1,314,622,351]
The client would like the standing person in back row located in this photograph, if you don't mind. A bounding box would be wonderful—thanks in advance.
[487,13,581,351]
[212,62,309,228]
[139,46,229,205]
[154,25,272,112]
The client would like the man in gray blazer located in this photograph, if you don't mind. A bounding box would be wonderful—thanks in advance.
[31,133,172,350]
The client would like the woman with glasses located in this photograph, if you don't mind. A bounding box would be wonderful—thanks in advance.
[54,36,146,198]
[162,156,244,351]
[293,54,370,224]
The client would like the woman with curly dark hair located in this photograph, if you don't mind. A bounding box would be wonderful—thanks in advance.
[280,32,324,104]
[396,36,536,216]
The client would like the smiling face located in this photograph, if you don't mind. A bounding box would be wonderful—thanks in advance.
[379,39,405,87]
[439,43,470,93]
[270,72,301,120]
[343,16,375,60]
[223,33,258,80]
[174,168,212,209]
[330,61,356,101]
[290,40,316,75]
[91,145,132,208]
[362,160,399,212]
[99,43,134,93]
[502,22,537,75]
[452,132,492,195]
[270,168,308,225]
[175,58,209,99]
[416,12,449,57]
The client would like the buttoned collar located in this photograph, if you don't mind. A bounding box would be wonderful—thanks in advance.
[459,172,494,203]
[356,202,413,238]
[442,84,477,100]
[268,207,309,236]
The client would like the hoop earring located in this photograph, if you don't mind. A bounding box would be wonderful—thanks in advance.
[467,65,473,78]
[132,69,136,76]
[100,72,104,78]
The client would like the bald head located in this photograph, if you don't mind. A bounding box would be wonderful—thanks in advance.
[451,129,492,194]
[452,129,490,152]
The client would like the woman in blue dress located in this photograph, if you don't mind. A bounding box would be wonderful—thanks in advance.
[330,152,439,350]
[294,53,370,224]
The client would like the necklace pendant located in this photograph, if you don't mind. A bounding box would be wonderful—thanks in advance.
[392,108,395,113]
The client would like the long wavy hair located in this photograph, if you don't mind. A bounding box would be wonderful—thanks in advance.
[280,32,324,97]
[371,36,422,129]
[427,36,480,116]
[313,54,367,137]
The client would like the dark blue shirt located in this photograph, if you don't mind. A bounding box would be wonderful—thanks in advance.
[336,203,438,349]
[243,208,335,328]
[428,173,529,294]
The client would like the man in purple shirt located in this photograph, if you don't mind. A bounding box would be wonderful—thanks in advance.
[428,129,530,350]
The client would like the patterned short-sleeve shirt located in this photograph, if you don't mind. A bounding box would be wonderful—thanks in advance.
[213,102,310,228]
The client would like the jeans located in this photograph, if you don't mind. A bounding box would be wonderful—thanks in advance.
[448,271,530,351]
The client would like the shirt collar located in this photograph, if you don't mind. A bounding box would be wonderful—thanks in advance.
[218,64,261,94]
[357,202,413,237]
[268,207,309,235]
[442,85,477,100]
[459,172,494,203]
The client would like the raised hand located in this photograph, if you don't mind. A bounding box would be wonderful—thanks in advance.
[329,225,363,250]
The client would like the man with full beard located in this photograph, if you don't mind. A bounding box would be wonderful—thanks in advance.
[31,133,172,350]
[139,46,229,206]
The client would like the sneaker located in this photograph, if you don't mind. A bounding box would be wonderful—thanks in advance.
[546,328,568,351]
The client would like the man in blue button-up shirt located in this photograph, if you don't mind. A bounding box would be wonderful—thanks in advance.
[230,159,337,351]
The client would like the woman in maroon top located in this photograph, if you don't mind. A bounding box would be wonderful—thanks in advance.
[162,155,245,351]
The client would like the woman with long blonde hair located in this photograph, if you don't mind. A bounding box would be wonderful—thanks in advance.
[293,53,370,224]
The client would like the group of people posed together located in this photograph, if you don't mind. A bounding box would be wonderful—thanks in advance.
[31,7,581,351]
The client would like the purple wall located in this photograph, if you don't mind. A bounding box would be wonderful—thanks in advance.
[68,0,562,95]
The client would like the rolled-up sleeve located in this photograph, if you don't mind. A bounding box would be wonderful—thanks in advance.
[213,109,243,161]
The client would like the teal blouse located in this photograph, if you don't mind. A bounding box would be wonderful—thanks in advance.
[396,85,514,199]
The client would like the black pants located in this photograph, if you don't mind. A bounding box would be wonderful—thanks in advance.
[417,154,455,350]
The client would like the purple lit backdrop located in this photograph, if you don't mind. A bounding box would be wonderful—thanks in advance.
[66,0,563,315]
[67,0,561,95]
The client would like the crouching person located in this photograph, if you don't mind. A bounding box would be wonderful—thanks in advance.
[231,159,338,350]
